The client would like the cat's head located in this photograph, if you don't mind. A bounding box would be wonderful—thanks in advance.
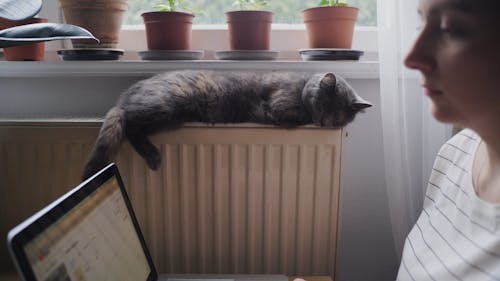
[302,73,372,127]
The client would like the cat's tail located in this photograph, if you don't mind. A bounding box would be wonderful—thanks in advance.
[82,107,125,180]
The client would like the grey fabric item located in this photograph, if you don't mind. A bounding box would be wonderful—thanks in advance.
[0,23,97,48]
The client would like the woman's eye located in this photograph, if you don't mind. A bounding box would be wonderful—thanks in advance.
[439,17,471,38]
[439,26,453,34]
[439,25,468,38]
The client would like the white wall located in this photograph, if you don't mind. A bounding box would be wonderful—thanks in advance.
[0,71,399,280]
[337,79,398,280]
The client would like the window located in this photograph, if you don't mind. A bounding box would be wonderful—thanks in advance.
[124,0,377,26]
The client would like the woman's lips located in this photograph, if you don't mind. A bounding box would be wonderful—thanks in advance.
[423,86,443,97]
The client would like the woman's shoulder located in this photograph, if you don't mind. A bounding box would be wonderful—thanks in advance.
[435,128,481,164]
[443,128,480,149]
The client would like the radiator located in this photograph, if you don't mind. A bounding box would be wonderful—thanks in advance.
[0,124,343,278]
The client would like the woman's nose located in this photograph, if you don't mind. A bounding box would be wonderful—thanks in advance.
[404,28,435,73]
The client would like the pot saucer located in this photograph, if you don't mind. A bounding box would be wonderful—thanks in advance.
[57,48,124,61]
[299,48,364,61]
[215,50,279,61]
[138,50,204,60]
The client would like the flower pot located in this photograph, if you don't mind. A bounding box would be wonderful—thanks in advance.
[226,10,273,50]
[302,6,358,49]
[0,17,48,61]
[60,0,127,48]
[142,11,194,50]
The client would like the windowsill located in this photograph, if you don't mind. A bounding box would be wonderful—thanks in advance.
[0,60,379,79]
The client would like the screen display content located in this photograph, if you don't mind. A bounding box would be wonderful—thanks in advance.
[23,177,150,281]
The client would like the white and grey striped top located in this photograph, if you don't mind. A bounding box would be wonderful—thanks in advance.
[397,129,500,281]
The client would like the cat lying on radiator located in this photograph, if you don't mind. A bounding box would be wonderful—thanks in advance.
[82,70,371,179]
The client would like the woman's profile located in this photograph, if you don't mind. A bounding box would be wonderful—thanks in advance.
[398,0,500,279]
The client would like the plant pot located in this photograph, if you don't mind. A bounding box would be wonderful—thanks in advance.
[302,6,358,49]
[60,0,127,48]
[0,17,48,61]
[226,10,273,50]
[141,11,194,50]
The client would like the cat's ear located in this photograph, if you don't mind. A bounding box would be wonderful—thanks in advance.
[320,73,337,89]
[351,97,373,112]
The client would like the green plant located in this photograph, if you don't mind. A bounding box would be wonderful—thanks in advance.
[0,0,96,48]
[154,0,205,14]
[155,0,185,12]
[232,0,269,10]
[318,0,347,7]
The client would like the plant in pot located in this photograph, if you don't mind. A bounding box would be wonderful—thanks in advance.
[59,0,128,49]
[302,0,358,49]
[226,0,273,51]
[0,0,96,61]
[141,0,196,51]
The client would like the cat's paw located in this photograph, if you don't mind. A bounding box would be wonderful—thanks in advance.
[146,153,162,170]
[313,120,323,127]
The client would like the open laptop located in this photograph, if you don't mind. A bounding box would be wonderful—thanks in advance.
[7,163,288,281]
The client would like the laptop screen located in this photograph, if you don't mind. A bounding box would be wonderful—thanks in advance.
[8,165,155,281]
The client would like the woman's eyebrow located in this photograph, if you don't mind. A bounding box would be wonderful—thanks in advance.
[436,0,479,13]
[419,0,477,20]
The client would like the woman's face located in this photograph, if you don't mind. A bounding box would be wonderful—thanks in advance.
[405,0,500,130]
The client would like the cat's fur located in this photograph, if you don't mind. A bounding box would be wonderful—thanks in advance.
[82,70,371,179]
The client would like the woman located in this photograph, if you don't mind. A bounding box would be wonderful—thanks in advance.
[398,0,500,279]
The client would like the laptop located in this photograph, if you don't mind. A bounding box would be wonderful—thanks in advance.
[7,163,288,281]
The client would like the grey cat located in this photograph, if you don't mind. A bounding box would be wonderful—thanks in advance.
[82,70,371,179]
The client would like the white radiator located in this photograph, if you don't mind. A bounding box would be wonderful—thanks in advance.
[0,124,343,278]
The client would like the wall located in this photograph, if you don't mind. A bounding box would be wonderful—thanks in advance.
[337,80,398,280]
[0,65,399,280]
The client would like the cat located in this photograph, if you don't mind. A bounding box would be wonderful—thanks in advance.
[82,70,371,179]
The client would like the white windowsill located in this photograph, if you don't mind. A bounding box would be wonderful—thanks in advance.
[0,60,379,79]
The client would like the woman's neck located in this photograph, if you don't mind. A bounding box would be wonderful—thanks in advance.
[472,129,500,203]
[477,127,500,164]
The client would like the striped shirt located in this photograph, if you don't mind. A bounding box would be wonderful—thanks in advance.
[397,129,500,281]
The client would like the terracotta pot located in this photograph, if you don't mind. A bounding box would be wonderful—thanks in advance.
[226,10,273,50]
[142,11,194,50]
[0,17,48,61]
[60,0,127,48]
[302,6,358,49]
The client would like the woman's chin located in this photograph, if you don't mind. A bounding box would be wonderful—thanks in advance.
[431,105,454,124]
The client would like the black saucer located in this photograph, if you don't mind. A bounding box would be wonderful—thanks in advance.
[57,48,124,61]
[299,48,364,61]
[215,50,279,61]
[138,50,204,60]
